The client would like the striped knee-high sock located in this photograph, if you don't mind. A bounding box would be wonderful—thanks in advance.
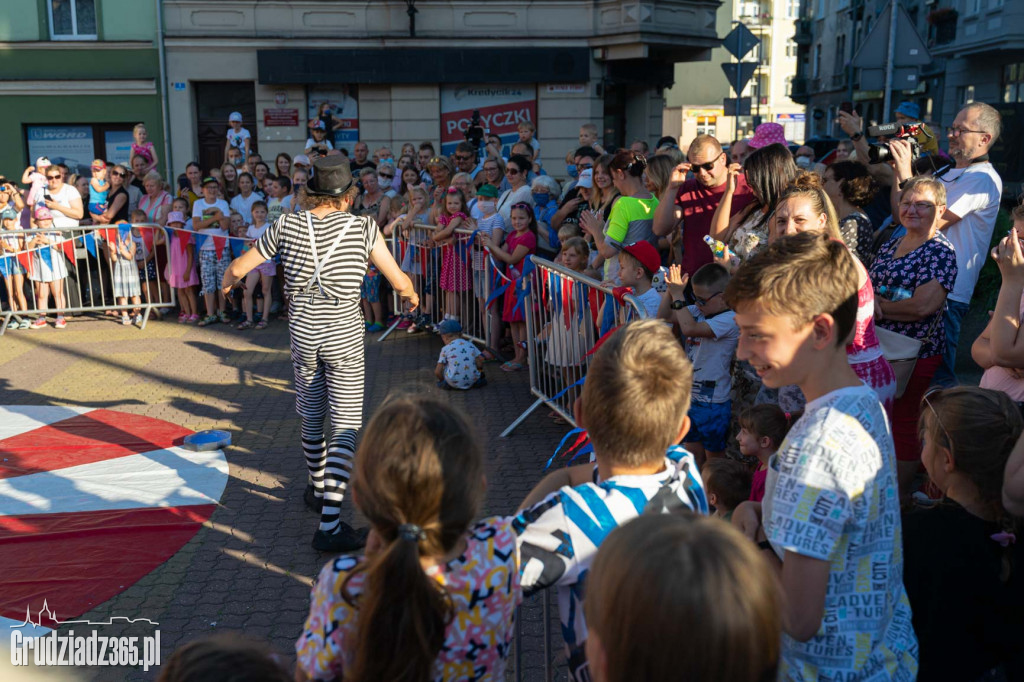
[319,430,357,532]
[302,437,326,496]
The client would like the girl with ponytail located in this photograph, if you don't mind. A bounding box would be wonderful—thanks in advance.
[904,386,1024,681]
[295,396,520,681]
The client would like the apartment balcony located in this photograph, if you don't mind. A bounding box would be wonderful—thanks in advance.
[794,18,813,45]
[739,12,773,29]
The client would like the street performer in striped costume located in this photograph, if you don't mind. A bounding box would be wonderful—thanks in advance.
[223,155,418,552]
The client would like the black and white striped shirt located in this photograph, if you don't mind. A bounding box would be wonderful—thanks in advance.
[256,211,380,303]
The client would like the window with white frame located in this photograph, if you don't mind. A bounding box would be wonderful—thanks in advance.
[49,0,97,40]
[786,38,798,58]
[696,116,717,137]
[786,0,800,18]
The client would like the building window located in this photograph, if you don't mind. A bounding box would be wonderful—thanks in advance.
[813,43,822,78]
[1004,63,1024,103]
[696,116,717,137]
[786,38,798,58]
[834,35,847,73]
[956,84,975,106]
[786,0,800,18]
[49,0,97,40]
[966,0,980,15]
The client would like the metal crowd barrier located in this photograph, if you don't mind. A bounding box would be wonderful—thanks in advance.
[499,256,648,438]
[0,222,177,334]
[379,222,497,350]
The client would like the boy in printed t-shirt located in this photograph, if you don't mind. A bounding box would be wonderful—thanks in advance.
[512,319,708,682]
[666,262,739,466]
[434,319,486,390]
[729,231,918,681]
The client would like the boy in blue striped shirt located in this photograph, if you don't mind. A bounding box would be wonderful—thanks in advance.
[512,319,708,681]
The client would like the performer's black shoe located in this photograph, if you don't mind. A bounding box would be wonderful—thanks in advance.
[312,523,369,553]
[303,484,324,513]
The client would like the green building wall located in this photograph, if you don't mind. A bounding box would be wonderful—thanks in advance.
[0,0,164,177]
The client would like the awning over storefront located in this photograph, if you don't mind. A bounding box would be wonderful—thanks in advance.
[258,47,591,85]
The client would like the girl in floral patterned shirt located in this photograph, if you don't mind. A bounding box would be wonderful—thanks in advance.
[295,396,520,681]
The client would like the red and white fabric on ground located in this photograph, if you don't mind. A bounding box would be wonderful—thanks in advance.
[0,406,228,632]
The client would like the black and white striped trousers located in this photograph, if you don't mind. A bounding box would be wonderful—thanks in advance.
[288,297,365,533]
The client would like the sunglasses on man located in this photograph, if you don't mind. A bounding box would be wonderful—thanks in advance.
[689,153,724,173]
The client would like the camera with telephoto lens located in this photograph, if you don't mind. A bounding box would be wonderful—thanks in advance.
[464,110,485,150]
[866,122,924,165]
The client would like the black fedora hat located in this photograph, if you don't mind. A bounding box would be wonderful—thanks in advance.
[305,155,354,196]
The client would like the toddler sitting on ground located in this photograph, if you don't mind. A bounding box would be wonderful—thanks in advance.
[434,318,486,390]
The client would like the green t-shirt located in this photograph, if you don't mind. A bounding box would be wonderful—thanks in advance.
[604,195,658,250]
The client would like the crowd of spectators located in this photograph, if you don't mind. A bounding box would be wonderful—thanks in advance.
[4,101,1024,682]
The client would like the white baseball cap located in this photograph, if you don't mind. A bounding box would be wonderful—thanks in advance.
[35,156,52,169]
[293,154,311,167]
[228,111,243,123]
[576,168,593,189]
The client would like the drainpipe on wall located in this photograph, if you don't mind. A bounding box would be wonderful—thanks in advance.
[155,0,173,180]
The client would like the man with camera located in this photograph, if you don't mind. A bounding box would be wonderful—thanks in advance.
[889,102,1003,387]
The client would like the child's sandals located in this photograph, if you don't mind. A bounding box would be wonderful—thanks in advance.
[500,361,525,373]
[198,315,218,327]
[237,320,253,330]
[255,319,268,330]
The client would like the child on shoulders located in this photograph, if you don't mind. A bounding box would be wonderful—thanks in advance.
[129,123,158,174]
[903,387,1024,681]
[736,404,795,502]
[512,319,708,681]
[666,262,740,465]
[224,112,252,162]
[729,231,918,681]
[434,319,486,390]
[295,396,519,681]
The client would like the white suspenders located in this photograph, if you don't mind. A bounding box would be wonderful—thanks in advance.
[299,212,358,300]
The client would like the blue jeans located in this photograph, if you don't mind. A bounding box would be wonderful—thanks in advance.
[931,299,970,389]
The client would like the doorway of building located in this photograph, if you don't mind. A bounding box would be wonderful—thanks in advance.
[194,82,256,174]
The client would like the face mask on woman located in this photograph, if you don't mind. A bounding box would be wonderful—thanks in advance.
[532,192,550,207]
[477,199,496,215]
[566,165,579,178]
[795,155,813,169]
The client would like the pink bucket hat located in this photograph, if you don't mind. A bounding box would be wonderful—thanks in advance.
[34,205,53,221]
[748,122,789,150]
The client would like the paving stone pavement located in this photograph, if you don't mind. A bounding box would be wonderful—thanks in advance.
[0,315,568,680]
